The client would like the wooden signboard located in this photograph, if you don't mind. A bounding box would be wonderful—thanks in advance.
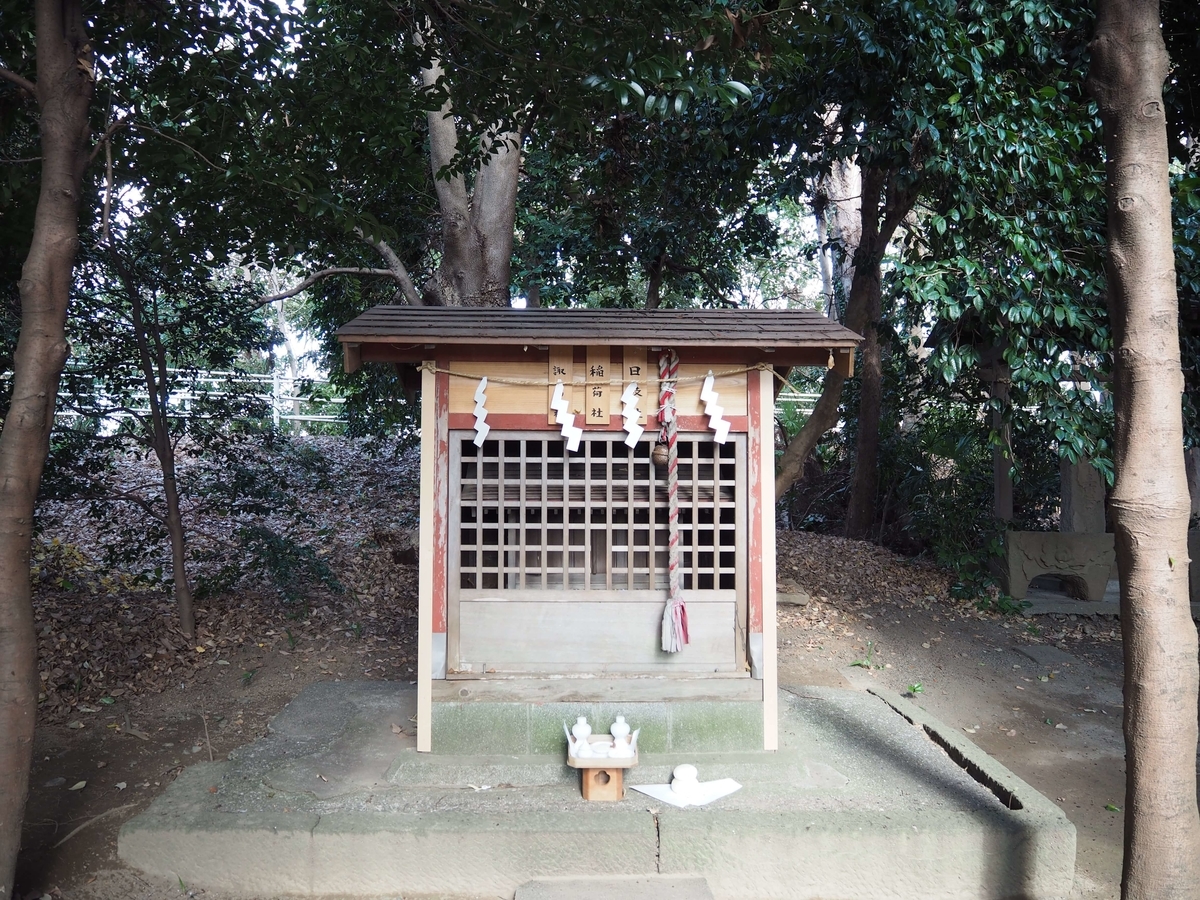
[623,346,649,425]
[586,346,611,425]
[548,347,573,425]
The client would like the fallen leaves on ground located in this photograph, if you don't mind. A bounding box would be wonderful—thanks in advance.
[33,438,422,722]
[775,530,1123,663]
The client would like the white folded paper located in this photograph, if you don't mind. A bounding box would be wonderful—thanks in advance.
[551,381,582,452]
[630,778,741,808]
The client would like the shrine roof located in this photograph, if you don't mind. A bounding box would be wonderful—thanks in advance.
[337,306,862,349]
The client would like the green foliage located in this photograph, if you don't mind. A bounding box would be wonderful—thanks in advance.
[850,640,881,669]
[7,0,1195,624]
[1175,173,1200,447]
[883,401,1001,588]
[976,594,1032,615]
[231,524,343,610]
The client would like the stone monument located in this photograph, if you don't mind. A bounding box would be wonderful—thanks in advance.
[1059,459,1107,534]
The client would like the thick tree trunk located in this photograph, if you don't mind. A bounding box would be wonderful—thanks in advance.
[775,168,882,498]
[0,3,92,895]
[817,157,862,320]
[420,53,521,308]
[1089,2,1200,897]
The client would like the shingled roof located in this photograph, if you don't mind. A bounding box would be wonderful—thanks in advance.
[337,306,862,349]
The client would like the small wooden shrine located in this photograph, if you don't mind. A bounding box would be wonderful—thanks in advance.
[337,307,861,752]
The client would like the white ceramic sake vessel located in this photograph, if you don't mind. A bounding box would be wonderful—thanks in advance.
[610,715,631,740]
[571,716,592,741]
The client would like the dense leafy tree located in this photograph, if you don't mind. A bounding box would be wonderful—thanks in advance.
[764,0,1111,542]
[55,227,274,637]
[0,2,289,891]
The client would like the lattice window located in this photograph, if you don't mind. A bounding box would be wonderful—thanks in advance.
[452,432,743,592]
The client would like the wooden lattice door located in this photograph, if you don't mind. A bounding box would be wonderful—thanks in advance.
[447,432,748,675]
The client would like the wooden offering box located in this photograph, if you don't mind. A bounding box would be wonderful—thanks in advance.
[336,308,861,756]
[567,735,639,802]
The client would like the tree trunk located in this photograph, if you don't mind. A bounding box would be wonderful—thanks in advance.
[1090,2,1200,897]
[817,156,862,320]
[160,456,195,638]
[775,166,915,503]
[0,3,92,895]
[420,53,522,308]
[843,279,883,539]
[111,246,196,637]
[646,253,666,309]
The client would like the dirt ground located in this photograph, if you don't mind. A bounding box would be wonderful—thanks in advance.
[774,531,1130,900]
[15,525,1143,900]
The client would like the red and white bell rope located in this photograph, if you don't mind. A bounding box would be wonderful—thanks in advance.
[658,349,688,653]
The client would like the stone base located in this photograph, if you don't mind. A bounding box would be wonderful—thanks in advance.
[118,682,1076,900]
[1002,532,1115,602]
[431,698,765,755]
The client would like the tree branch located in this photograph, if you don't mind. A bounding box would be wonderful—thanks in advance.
[88,118,129,164]
[354,229,422,305]
[519,96,543,144]
[416,31,470,227]
[0,64,37,98]
[101,137,114,244]
[86,487,166,523]
[129,123,226,173]
[663,258,735,306]
[255,268,400,307]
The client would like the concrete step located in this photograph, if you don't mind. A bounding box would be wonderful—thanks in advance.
[517,875,714,900]
[384,748,839,788]
[119,684,1077,899]
[432,697,765,755]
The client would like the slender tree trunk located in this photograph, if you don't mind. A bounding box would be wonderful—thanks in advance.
[114,248,196,637]
[159,454,195,637]
[0,3,92,895]
[277,300,301,418]
[1091,2,1200,897]
[776,166,916,503]
[844,279,883,539]
[646,253,666,309]
[814,192,834,314]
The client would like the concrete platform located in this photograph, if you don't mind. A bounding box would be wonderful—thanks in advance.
[118,682,1076,899]
[1021,578,1200,618]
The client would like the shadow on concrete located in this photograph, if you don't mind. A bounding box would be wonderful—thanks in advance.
[782,684,1068,900]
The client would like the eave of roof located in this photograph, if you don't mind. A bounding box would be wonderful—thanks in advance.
[337,306,863,348]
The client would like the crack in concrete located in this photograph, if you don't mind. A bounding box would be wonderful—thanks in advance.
[309,813,322,894]
[652,812,661,873]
